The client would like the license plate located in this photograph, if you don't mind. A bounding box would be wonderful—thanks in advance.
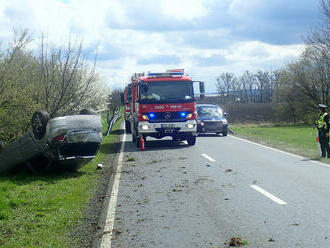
[164,129,174,133]
[161,124,175,128]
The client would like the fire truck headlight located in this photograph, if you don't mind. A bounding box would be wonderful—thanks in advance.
[186,124,195,129]
[141,125,149,130]
[200,122,205,126]
[142,115,149,120]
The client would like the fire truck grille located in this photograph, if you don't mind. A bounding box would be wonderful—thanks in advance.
[144,112,189,123]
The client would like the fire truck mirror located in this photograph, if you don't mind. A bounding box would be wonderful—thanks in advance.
[199,81,205,99]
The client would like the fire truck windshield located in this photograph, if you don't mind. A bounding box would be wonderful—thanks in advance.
[139,81,194,104]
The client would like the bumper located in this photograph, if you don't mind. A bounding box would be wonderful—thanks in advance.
[138,120,197,136]
[197,122,228,133]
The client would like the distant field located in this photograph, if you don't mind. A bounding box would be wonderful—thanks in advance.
[0,116,123,248]
[230,124,323,161]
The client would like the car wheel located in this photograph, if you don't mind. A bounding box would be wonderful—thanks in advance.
[0,140,4,152]
[222,129,228,136]
[31,111,50,140]
[187,136,196,146]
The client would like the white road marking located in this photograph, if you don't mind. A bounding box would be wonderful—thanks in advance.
[230,135,330,168]
[99,132,126,248]
[201,153,216,162]
[250,185,287,206]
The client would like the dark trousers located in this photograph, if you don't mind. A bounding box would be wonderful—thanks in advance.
[319,136,330,157]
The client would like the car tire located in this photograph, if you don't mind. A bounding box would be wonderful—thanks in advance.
[187,136,196,146]
[222,129,228,136]
[31,111,50,140]
[0,140,4,152]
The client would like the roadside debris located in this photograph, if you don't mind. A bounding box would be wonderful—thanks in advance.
[126,157,136,162]
[229,237,247,246]
[97,164,103,170]
[225,169,232,173]
[268,238,276,242]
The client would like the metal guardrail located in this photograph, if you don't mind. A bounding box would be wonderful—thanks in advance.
[106,113,122,136]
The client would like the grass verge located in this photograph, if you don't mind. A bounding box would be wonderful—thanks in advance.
[0,116,123,248]
[230,123,322,161]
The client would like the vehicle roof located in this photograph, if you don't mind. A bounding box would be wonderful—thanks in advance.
[197,104,220,108]
[139,75,192,82]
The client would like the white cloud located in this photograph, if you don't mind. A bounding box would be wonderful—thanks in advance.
[0,0,320,92]
[161,0,209,21]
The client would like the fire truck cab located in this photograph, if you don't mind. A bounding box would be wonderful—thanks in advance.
[128,69,204,147]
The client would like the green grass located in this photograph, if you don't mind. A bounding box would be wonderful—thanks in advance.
[231,123,321,160]
[0,116,123,248]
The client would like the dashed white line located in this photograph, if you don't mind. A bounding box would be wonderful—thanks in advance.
[201,154,216,162]
[250,185,287,206]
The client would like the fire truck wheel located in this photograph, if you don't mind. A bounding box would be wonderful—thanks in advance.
[187,136,196,146]
[125,120,131,133]
[136,136,140,147]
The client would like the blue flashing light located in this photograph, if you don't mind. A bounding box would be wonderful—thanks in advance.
[149,113,156,118]
[170,72,184,76]
[180,112,187,117]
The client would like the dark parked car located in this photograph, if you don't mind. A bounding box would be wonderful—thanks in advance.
[0,110,103,173]
[196,104,228,136]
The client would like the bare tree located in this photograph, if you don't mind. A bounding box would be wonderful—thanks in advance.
[107,88,123,115]
[37,36,107,117]
[216,72,237,104]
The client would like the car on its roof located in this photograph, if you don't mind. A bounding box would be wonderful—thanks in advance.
[196,104,228,136]
[0,109,103,173]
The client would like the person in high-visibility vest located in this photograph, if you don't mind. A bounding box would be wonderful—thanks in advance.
[316,104,330,158]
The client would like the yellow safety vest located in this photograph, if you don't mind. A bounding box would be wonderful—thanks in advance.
[317,112,328,129]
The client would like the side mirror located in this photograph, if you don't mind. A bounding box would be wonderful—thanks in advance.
[199,81,205,99]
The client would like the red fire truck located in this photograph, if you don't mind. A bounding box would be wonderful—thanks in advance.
[127,69,204,148]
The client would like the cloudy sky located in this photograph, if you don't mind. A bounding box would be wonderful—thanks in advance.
[0,0,321,92]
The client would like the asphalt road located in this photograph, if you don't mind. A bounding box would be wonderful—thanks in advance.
[95,128,330,248]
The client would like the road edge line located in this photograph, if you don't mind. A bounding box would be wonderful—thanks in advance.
[229,135,330,168]
[93,129,126,248]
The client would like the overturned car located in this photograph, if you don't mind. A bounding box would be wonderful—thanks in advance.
[0,110,103,173]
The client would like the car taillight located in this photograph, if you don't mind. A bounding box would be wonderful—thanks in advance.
[53,135,66,142]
